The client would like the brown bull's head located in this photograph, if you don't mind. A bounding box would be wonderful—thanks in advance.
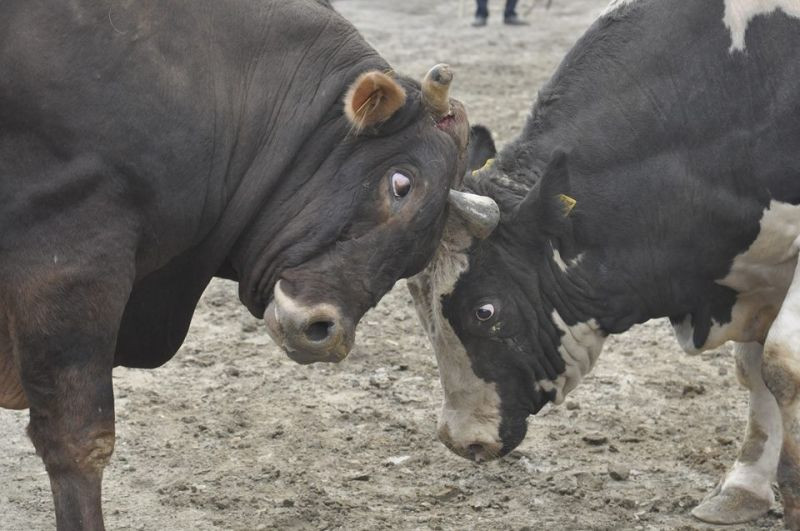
[239,65,494,365]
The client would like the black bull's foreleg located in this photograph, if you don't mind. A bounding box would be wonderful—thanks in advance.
[11,264,132,531]
[761,256,800,531]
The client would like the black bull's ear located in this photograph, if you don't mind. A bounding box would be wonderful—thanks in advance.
[467,125,497,174]
[515,149,575,236]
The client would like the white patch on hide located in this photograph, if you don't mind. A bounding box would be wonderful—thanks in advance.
[551,243,584,274]
[671,314,702,355]
[724,0,800,51]
[672,201,800,352]
[407,222,503,452]
[550,311,605,402]
[763,231,800,354]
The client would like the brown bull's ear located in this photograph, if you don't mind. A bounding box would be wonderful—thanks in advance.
[344,71,407,131]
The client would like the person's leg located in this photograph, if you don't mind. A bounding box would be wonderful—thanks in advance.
[476,0,489,18]
[503,0,528,25]
[473,0,489,26]
[504,0,518,18]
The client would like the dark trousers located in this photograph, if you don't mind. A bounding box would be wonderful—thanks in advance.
[476,0,518,18]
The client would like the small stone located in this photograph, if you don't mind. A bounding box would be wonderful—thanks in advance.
[608,463,630,481]
[716,435,735,446]
[518,456,537,474]
[224,367,240,377]
[470,500,488,511]
[369,369,392,389]
[565,401,580,410]
[682,383,706,397]
[280,499,294,508]
[432,486,464,501]
[582,432,608,446]
[386,455,412,466]
[619,497,636,509]
[214,499,228,510]
[718,366,728,376]
[347,473,370,481]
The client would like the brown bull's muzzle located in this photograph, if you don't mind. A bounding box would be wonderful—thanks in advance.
[264,280,355,364]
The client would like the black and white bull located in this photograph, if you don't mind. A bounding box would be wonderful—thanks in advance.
[410,0,800,527]
[0,1,494,528]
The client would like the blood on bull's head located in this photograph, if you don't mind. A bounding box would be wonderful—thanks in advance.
[409,128,606,462]
[237,64,491,365]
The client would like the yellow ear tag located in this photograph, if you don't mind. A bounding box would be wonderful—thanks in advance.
[557,194,577,216]
[472,158,495,176]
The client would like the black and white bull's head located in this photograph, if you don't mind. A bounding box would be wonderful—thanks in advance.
[409,128,606,462]
[245,65,489,365]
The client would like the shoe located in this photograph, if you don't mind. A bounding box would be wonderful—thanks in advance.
[503,14,529,25]
[471,16,487,27]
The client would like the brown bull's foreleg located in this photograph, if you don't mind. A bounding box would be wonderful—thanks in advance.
[10,267,132,531]
[24,367,115,531]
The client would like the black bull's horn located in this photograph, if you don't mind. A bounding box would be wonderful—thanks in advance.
[422,64,453,119]
[447,190,500,239]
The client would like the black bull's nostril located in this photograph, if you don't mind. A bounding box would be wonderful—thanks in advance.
[467,443,485,460]
[304,320,334,343]
[466,442,496,463]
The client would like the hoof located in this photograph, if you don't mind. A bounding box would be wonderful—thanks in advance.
[691,484,772,524]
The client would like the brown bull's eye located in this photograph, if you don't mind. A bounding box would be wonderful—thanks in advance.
[476,303,495,321]
[391,172,411,198]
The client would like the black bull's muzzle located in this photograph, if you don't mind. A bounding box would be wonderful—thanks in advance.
[263,280,356,364]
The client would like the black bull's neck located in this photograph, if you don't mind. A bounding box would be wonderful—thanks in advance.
[476,0,800,349]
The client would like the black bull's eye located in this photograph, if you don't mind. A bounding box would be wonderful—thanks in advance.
[476,303,495,321]
[391,172,411,198]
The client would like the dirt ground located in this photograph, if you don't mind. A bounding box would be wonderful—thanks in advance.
[0,0,785,530]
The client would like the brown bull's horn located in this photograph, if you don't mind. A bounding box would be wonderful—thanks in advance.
[422,64,453,118]
[448,190,500,240]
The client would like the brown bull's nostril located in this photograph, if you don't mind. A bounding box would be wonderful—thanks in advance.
[304,320,334,343]
[265,281,355,364]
